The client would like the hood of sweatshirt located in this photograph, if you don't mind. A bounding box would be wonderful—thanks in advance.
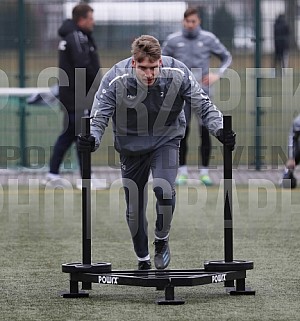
[58,19,92,38]
[58,19,78,37]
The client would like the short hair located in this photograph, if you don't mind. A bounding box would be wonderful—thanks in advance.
[184,7,200,19]
[131,35,161,63]
[72,3,93,23]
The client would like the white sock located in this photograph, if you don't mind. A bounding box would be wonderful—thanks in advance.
[155,233,169,241]
[200,168,209,176]
[137,254,150,262]
[47,173,61,179]
[178,166,188,175]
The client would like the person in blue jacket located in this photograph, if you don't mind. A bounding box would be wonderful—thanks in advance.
[78,35,236,270]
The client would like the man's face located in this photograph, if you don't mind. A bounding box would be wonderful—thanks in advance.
[132,57,162,86]
[183,14,200,31]
[78,11,95,32]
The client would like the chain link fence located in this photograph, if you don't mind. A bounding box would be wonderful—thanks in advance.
[0,0,299,170]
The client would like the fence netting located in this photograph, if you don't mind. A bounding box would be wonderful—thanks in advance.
[0,0,299,169]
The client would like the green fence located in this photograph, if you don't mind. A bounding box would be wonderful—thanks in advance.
[0,0,299,170]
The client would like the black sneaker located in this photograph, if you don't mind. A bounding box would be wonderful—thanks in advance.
[281,170,297,189]
[138,260,151,270]
[153,239,170,269]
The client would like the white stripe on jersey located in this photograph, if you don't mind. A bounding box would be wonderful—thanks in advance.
[161,67,185,75]
[109,74,129,87]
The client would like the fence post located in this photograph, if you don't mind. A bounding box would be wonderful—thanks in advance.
[18,0,27,167]
[254,0,262,170]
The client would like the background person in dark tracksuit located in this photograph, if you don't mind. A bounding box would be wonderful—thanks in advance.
[43,3,101,187]
[280,114,300,189]
[78,35,235,270]
[273,13,290,76]
[162,7,232,186]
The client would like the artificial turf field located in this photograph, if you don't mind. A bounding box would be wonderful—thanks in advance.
[0,182,299,321]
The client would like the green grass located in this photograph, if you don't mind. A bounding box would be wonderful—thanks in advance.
[0,184,300,320]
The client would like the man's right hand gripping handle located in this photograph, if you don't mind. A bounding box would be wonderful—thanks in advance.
[77,134,96,153]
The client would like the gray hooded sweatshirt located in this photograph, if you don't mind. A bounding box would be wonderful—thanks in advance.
[162,26,232,93]
[90,56,223,156]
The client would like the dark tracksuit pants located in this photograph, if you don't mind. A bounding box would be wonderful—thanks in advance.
[179,122,211,167]
[179,102,211,168]
[49,110,83,175]
[294,136,300,165]
[274,45,289,70]
[120,143,179,259]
